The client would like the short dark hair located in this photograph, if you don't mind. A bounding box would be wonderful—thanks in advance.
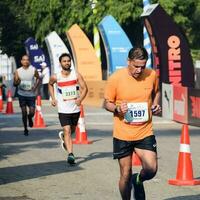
[59,53,71,62]
[128,47,148,60]
[21,54,29,60]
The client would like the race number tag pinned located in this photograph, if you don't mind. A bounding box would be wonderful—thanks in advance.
[20,80,32,91]
[62,85,78,100]
[124,102,149,124]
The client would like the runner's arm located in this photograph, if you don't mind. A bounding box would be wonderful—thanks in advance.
[48,75,57,106]
[104,73,127,115]
[152,74,161,114]
[104,100,127,115]
[33,69,40,91]
[104,100,118,113]
[77,72,88,103]
[152,89,160,106]
[13,71,21,86]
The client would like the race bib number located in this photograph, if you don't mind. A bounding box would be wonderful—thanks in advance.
[62,85,78,100]
[124,102,149,124]
[20,80,32,91]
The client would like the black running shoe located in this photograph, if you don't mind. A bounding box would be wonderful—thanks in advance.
[67,153,75,165]
[28,115,33,128]
[132,173,145,200]
[24,129,29,136]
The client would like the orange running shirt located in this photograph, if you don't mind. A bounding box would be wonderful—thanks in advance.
[104,68,159,141]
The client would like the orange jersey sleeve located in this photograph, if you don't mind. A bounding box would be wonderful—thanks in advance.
[104,72,118,102]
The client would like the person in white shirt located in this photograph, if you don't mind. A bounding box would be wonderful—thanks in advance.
[13,55,40,136]
[48,53,88,165]
[40,62,50,99]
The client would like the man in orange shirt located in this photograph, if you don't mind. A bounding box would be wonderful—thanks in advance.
[104,47,161,200]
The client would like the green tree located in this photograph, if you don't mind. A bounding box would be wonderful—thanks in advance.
[0,0,34,64]
[25,0,200,46]
[155,0,200,48]
[24,0,143,43]
[25,0,93,43]
[153,0,200,60]
[1,0,200,61]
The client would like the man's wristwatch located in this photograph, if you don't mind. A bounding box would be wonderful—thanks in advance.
[114,105,120,115]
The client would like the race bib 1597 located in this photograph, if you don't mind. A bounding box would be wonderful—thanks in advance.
[124,102,149,124]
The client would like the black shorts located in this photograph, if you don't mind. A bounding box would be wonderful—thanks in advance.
[18,95,36,108]
[113,135,157,159]
[58,112,80,127]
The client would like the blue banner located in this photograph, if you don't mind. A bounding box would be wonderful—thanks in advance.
[98,15,133,75]
[24,37,50,72]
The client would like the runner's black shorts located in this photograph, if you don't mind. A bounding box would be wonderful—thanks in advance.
[18,94,36,108]
[113,135,157,159]
[58,112,80,127]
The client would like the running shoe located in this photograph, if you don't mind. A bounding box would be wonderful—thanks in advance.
[58,131,67,152]
[28,115,33,128]
[67,153,76,165]
[132,173,145,200]
[24,129,29,136]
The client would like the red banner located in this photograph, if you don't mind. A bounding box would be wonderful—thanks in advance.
[173,85,188,124]
[188,88,200,126]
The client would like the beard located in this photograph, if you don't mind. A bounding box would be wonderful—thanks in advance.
[62,65,71,72]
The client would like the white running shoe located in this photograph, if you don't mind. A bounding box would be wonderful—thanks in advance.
[58,131,67,152]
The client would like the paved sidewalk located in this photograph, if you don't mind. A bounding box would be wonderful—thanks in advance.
[0,100,200,200]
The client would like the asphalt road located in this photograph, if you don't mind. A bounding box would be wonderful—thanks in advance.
[0,100,200,200]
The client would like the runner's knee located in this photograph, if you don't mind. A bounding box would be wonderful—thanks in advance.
[29,108,35,116]
[22,110,27,118]
[71,126,76,133]
[63,127,71,136]
[28,112,34,117]
[120,171,132,183]
[120,167,132,182]
[142,167,157,181]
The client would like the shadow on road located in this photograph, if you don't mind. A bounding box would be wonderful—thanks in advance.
[164,194,200,200]
[0,141,59,160]
[1,125,199,186]
[0,128,111,144]
[76,152,113,166]
[0,151,112,185]
[0,128,113,185]
[0,160,83,185]
[0,128,108,159]
[0,196,34,200]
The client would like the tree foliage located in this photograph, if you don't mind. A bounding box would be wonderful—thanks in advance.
[24,0,142,43]
[0,0,200,60]
[153,0,200,49]
[0,0,34,62]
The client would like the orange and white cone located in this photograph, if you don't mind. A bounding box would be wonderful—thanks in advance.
[5,89,14,114]
[168,124,200,185]
[33,96,46,128]
[132,152,142,166]
[73,105,92,144]
[0,87,3,112]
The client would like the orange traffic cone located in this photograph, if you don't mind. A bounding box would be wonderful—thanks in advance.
[5,89,14,114]
[132,152,142,166]
[168,124,200,185]
[33,96,46,128]
[73,105,92,144]
[0,87,3,112]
